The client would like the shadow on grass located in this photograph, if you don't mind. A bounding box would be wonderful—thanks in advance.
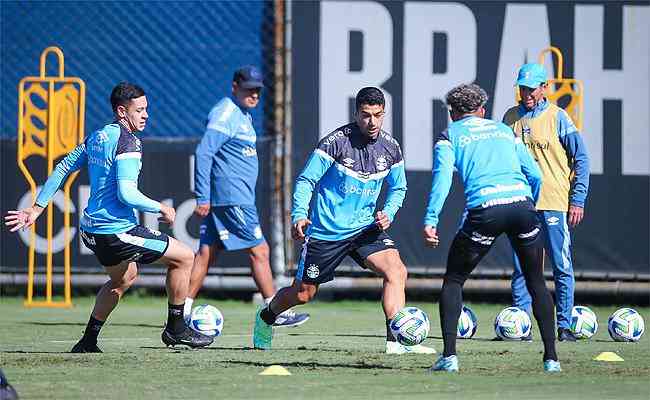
[17,321,162,329]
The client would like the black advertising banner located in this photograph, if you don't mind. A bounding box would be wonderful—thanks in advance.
[291,1,650,276]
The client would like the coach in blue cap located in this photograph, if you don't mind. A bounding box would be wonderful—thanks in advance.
[503,62,590,342]
[186,65,309,328]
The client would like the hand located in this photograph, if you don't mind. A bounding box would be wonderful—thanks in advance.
[423,225,440,248]
[568,205,584,228]
[194,203,210,218]
[291,218,311,241]
[375,211,391,231]
[4,206,44,232]
[159,203,176,225]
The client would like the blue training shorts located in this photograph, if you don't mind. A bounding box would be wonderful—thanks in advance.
[199,205,265,250]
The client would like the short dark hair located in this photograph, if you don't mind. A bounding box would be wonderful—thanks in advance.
[355,87,385,111]
[110,82,145,113]
[445,83,488,114]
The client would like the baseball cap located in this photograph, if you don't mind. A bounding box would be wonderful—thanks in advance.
[233,65,264,89]
[516,63,547,88]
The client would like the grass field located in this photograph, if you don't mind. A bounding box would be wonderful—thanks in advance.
[1,296,649,400]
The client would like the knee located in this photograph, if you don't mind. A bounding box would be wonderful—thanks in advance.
[250,243,270,263]
[385,263,408,285]
[109,272,138,297]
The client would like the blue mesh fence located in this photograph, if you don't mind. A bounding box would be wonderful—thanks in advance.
[0,1,275,138]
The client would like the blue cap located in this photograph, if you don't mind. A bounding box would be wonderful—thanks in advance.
[516,63,547,88]
[233,65,264,89]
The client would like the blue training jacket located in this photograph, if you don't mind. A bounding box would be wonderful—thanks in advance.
[292,123,407,241]
[194,96,259,207]
[36,122,161,234]
[423,116,542,227]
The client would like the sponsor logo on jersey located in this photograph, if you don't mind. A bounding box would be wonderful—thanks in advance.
[97,132,109,144]
[342,157,355,168]
[242,146,257,157]
[323,130,346,146]
[375,156,387,171]
[458,130,513,148]
[339,183,377,196]
[306,264,320,279]
[479,183,525,196]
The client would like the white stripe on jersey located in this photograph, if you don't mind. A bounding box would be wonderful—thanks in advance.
[115,152,141,160]
[334,162,390,183]
[314,148,335,162]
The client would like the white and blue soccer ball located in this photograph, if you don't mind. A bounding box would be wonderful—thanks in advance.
[608,308,645,342]
[189,304,224,337]
[570,306,598,339]
[390,306,430,346]
[494,307,531,340]
[457,305,478,339]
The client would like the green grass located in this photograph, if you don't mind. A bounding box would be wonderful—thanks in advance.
[1,296,649,399]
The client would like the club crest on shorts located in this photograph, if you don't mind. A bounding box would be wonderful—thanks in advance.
[306,264,320,279]
[147,228,161,236]
[382,238,395,246]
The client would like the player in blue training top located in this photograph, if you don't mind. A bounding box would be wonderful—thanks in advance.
[423,83,560,372]
[4,82,212,352]
[252,87,435,355]
[187,66,308,328]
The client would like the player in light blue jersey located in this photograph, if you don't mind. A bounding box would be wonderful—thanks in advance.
[5,82,212,352]
[423,84,560,373]
[252,87,435,355]
[186,66,308,328]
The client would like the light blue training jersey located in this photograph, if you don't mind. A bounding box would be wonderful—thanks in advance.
[423,116,542,227]
[194,96,259,206]
[35,122,160,234]
[292,123,407,241]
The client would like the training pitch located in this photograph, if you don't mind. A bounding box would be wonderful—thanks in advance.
[1,296,648,399]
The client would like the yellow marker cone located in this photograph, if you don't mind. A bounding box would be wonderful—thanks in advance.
[259,365,292,376]
[594,352,624,362]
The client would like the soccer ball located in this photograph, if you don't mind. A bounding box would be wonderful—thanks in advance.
[457,305,478,339]
[494,307,531,340]
[390,306,430,346]
[608,308,645,342]
[570,306,598,339]
[189,304,224,337]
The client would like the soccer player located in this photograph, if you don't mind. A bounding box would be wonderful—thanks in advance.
[4,82,212,352]
[252,87,435,355]
[423,83,560,372]
[503,64,590,342]
[187,65,309,328]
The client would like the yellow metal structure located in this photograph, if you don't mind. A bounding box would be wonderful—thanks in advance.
[515,46,584,130]
[17,46,85,308]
